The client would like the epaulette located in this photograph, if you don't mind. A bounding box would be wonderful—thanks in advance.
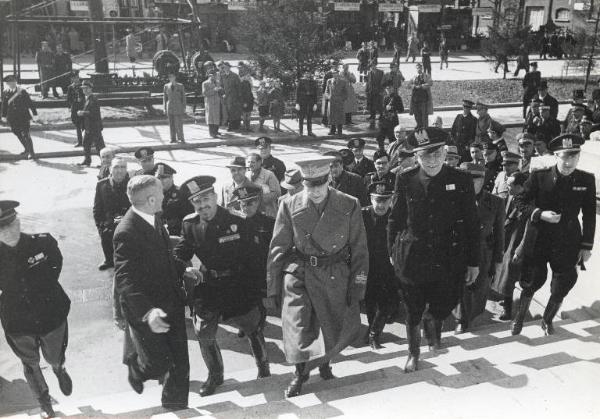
[32,233,49,238]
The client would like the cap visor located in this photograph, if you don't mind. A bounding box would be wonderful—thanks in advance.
[412,143,444,153]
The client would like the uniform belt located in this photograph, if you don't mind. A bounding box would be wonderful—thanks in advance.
[206,269,235,280]
[294,249,349,268]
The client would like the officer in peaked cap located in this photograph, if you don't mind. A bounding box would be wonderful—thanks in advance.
[338,148,356,170]
[174,176,270,397]
[1,74,37,159]
[155,162,193,237]
[450,99,477,162]
[0,201,72,418]
[347,138,376,178]
[512,134,596,337]
[487,120,508,152]
[132,147,156,176]
[388,125,480,372]
[231,184,274,319]
[492,150,523,199]
[537,79,559,120]
[518,132,535,173]
[453,163,505,334]
[444,145,461,167]
[255,136,286,182]
[364,149,396,190]
[362,181,397,349]
[324,150,369,206]
[268,156,369,397]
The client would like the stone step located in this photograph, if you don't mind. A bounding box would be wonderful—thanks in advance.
[6,317,600,418]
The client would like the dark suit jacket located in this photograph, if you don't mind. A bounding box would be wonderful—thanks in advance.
[81,93,103,133]
[331,170,369,206]
[351,157,376,178]
[1,87,37,128]
[113,208,185,325]
[93,176,131,228]
[538,93,559,120]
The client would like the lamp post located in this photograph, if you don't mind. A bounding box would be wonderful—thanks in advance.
[584,4,600,91]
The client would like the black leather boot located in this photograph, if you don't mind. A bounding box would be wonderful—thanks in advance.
[53,365,73,396]
[199,342,224,397]
[39,391,56,418]
[369,311,387,349]
[423,316,441,351]
[541,299,562,336]
[511,295,533,335]
[285,363,309,398]
[318,362,335,380]
[248,331,271,378]
[499,296,513,321]
[404,324,420,373]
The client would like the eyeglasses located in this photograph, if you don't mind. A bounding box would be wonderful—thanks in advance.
[417,149,444,161]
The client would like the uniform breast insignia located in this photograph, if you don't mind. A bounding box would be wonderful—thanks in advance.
[230,224,238,233]
[355,272,367,285]
[573,186,587,191]
[27,252,47,266]
[446,184,456,191]
[254,235,260,244]
[219,233,241,244]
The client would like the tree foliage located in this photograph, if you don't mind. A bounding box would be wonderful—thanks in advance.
[233,0,342,88]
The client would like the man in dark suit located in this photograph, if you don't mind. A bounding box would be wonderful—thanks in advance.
[536,79,559,120]
[512,134,596,336]
[295,71,318,137]
[256,137,286,182]
[324,150,369,206]
[1,74,37,159]
[377,83,404,150]
[93,157,131,271]
[522,62,541,119]
[450,99,477,162]
[66,71,85,147]
[77,80,105,167]
[364,149,396,190]
[113,175,189,410]
[348,138,375,178]
[365,60,384,128]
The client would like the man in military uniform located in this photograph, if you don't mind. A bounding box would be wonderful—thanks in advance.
[444,145,461,168]
[365,60,385,129]
[267,156,368,397]
[77,80,105,167]
[518,133,535,173]
[524,98,542,134]
[348,138,375,178]
[155,162,193,237]
[364,149,396,190]
[174,176,270,397]
[35,41,56,99]
[256,136,286,182]
[0,201,72,418]
[387,127,480,372]
[93,157,131,271]
[324,150,369,206]
[512,134,596,336]
[362,181,397,349]
[561,90,592,133]
[563,102,586,135]
[66,71,85,147]
[450,99,477,162]
[453,163,505,333]
[487,120,508,152]
[492,151,522,199]
[295,70,318,137]
[376,83,404,150]
[475,101,492,143]
[522,62,541,119]
[1,75,37,159]
[537,105,561,141]
[482,141,503,194]
[132,146,156,176]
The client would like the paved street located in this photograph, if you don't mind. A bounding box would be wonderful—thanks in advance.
[1,135,600,417]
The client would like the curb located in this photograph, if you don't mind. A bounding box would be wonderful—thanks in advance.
[0,121,526,161]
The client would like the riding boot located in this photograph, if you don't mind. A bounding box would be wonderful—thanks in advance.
[369,310,387,350]
[404,324,421,373]
[199,341,224,396]
[511,294,533,335]
[541,299,562,336]
[499,296,513,321]
[248,331,271,378]
[318,362,335,380]
[285,362,309,398]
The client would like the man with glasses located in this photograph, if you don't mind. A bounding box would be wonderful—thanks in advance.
[365,149,396,190]
[388,127,480,372]
[511,134,596,336]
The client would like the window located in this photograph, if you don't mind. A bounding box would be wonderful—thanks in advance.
[555,8,570,21]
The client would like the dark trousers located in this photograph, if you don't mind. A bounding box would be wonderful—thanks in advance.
[126,308,189,407]
[377,125,395,149]
[321,99,329,125]
[5,321,68,402]
[328,124,343,135]
[494,58,509,74]
[11,124,35,154]
[520,232,580,303]
[168,114,185,142]
[71,117,83,145]
[513,65,529,77]
[400,279,461,327]
[412,102,429,128]
[228,119,241,130]
[82,131,105,164]
[98,225,115,264]
[365,273,397,334]
[298,105,314,135]
[208,124,219,137]
[368,94,383,121]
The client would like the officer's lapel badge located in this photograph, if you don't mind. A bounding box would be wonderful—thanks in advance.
[562,138,573,149]
[231,224,238,233]
[415,129,430,146]
[446,184,456,191]
[355,272,367,285]
[376,184,386,195]
[28,252,46,266]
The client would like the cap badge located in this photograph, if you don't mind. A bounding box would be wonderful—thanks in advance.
[562,138,573,149]
[187,180,200,194]
[375,184,386,194]
[231,224,238,233]
[415,129,430,145]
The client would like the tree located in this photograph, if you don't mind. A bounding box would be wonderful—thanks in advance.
[233,0,342,90]
[480,0,532,79]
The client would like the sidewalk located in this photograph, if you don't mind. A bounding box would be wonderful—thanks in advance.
[0,103,572,161]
